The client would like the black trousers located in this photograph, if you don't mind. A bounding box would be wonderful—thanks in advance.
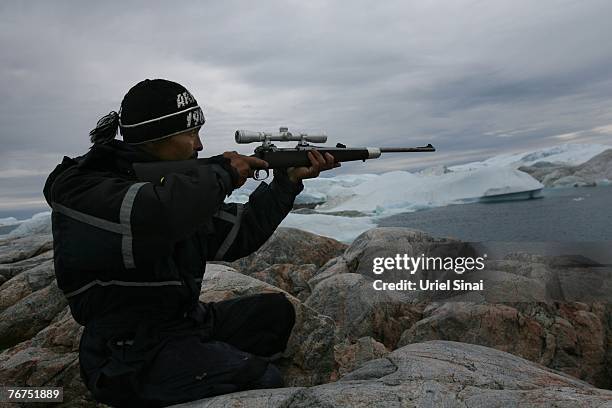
[80,292,296,407]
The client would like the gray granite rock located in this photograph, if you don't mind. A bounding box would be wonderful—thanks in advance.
[0,249,53,282]
[228,227,347,274]
[1,226,612,407]
[398,301,612,389]
[305,273,421,349]
[172,387,305,408]
[0,280,67,350]
[0,233,53,264]
[308,256,351,289]
[0,311,92,407]
[0,259,56,312]
[173,341,612,407]
[342,227,473,280]
[519,148,612,187]
[250,263,317,301]
[334,337,389,377]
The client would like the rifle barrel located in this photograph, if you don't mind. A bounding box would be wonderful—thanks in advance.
[380,144,435,153]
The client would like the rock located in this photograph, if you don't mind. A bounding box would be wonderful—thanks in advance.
[551,175,596,187]
[308,228,612,389]
[307,256,351,289]
[173,341,612,407]
[519,161,573,184]
[398,303,548,362]
[305,273,421,349]
[0,307,93,407]
[0,249,53,282]
[229,228,347,274]
[0,259,56,312]
[200,265,337,386]
[342,227,476,285]
[31,307,84,351]
[519,149,612,187]
[307,228,612,388]
[484,255,612,303]
[398,301,612,389]
[334,337,388,377]
[481,257,560,302]
[306,227,479,303]
[0,233,53,264]
[542,302,609,388]
[339,341,612,406]
[0,225,611,406]
[0,280,67,350]
[250,263,317,301]
[172,388,306,408]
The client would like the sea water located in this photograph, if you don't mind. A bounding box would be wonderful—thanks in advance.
[377,186,612,265]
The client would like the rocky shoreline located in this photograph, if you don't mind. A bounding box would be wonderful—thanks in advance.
[519,148,612,187]
[0,227,611,407]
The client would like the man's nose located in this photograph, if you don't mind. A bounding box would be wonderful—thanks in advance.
[194,135,203,151]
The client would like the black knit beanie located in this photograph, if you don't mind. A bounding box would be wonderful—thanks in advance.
[89,79,205,145]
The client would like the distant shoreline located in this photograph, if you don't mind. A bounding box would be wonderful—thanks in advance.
[0,207,49,221]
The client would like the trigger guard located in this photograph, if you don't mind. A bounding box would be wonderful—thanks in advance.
[254,169,269,180]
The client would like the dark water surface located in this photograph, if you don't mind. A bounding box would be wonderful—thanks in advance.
[378,186,612,242]
[377,186,612,264]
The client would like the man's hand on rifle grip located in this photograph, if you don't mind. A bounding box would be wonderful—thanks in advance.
[223,151,269,188]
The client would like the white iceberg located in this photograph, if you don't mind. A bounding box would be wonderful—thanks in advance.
[1,212,52,239]
[0,217,21,227]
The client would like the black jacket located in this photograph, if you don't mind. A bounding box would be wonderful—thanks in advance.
[43,140,303,327]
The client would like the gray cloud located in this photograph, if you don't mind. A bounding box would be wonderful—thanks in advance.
[1,0,612,211]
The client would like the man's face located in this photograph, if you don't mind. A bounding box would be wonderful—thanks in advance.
[145,128,203,161]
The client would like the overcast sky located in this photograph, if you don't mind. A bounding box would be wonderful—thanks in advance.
[1,0,612,212]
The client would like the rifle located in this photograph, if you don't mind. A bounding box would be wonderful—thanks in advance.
[132,127,435,184]
[236,127,436,180]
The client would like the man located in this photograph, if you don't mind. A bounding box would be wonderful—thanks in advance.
[43,79,337,407]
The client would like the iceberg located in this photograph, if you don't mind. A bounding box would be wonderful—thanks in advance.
[280,212,375,243]
[449,143,610,171]
[0,212,51,239]
[0,217,21,227]
[311,166,543,215]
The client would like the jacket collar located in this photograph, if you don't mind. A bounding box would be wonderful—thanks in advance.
[79,140,159,174]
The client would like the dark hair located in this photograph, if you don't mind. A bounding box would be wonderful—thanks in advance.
[89,111,119,144]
